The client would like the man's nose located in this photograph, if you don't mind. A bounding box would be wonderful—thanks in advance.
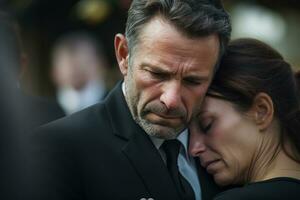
[160,81,182,110]
[189,129,207,157]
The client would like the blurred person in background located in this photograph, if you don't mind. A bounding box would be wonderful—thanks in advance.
[0,11,64,132]
[0,11,62,200]
[189,38,300,199]
[0,11,24,200]
[51,32,109,115]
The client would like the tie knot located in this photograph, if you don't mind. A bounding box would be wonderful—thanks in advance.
[162,139,181,160]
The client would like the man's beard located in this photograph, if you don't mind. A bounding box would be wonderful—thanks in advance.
[124,75,186,139]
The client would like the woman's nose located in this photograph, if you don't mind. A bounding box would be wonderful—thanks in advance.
[189,129,207,157]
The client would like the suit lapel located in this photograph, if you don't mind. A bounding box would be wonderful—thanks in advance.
[123,129,181,200]
[105,82,181,200]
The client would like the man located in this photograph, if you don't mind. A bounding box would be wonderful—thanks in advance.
[51,32,109,115]
[29,0,231,200]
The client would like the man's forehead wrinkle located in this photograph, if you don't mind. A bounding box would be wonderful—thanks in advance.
[138,40,210,71]
[141,56,209,73]
[139,35,219,66]
[136,17,220,60]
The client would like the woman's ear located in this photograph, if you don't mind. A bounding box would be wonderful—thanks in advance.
[250,93,274,131]
[114,34,129,76]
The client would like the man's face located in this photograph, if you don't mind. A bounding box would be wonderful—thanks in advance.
[117,17,219,139]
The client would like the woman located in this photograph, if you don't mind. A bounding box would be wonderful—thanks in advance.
[189,38,300,199]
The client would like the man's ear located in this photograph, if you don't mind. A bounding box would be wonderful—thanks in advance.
[114,34,129,76]
[250,93,274,131]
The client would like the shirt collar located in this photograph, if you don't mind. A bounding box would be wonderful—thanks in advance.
[177,129,190,158]
[150,136,165,149]
[150,129,189,155]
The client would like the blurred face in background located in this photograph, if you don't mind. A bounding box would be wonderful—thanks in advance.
[189,96,261,186]
[52,42,101,91]
[116,17,220,139]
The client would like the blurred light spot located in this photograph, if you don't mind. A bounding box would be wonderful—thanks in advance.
[231,3,286,44]
[76,0,112,25]
[10,0,33,10]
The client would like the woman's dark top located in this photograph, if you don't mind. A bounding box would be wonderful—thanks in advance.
[213,177,300,200]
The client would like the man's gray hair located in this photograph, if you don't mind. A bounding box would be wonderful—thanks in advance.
[125,0,231,66]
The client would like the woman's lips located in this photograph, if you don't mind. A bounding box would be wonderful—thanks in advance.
[201,159,222,173]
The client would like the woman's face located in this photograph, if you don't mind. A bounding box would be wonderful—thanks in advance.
[189,96,261,186]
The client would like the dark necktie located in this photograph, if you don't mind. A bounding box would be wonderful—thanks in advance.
[162,140,195,200]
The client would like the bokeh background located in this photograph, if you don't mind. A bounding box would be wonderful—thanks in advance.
[1,0,300,97]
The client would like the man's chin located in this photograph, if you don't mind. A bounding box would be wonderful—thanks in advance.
[139,120,184,139]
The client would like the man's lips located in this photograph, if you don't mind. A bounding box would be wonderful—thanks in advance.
[154,113,182,119]
[145,112,185,127]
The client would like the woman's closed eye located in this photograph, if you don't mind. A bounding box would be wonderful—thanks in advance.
[200,119,213,134]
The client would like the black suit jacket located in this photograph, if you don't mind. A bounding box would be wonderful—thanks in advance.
[0,87,65,200]
[29,82,221,200]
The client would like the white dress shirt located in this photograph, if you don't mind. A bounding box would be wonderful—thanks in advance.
[57,80,106,115]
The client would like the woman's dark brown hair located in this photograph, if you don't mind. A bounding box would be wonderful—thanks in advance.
[208,38,300,162]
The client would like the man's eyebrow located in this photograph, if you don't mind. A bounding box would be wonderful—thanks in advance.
[140,63,171,73]
[141,62,211,80]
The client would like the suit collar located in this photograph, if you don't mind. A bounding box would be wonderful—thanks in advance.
[104,82,181,200]
[104,81,141,140]
[123,129,181,200]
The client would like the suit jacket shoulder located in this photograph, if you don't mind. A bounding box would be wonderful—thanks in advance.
[28,82,182,200]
